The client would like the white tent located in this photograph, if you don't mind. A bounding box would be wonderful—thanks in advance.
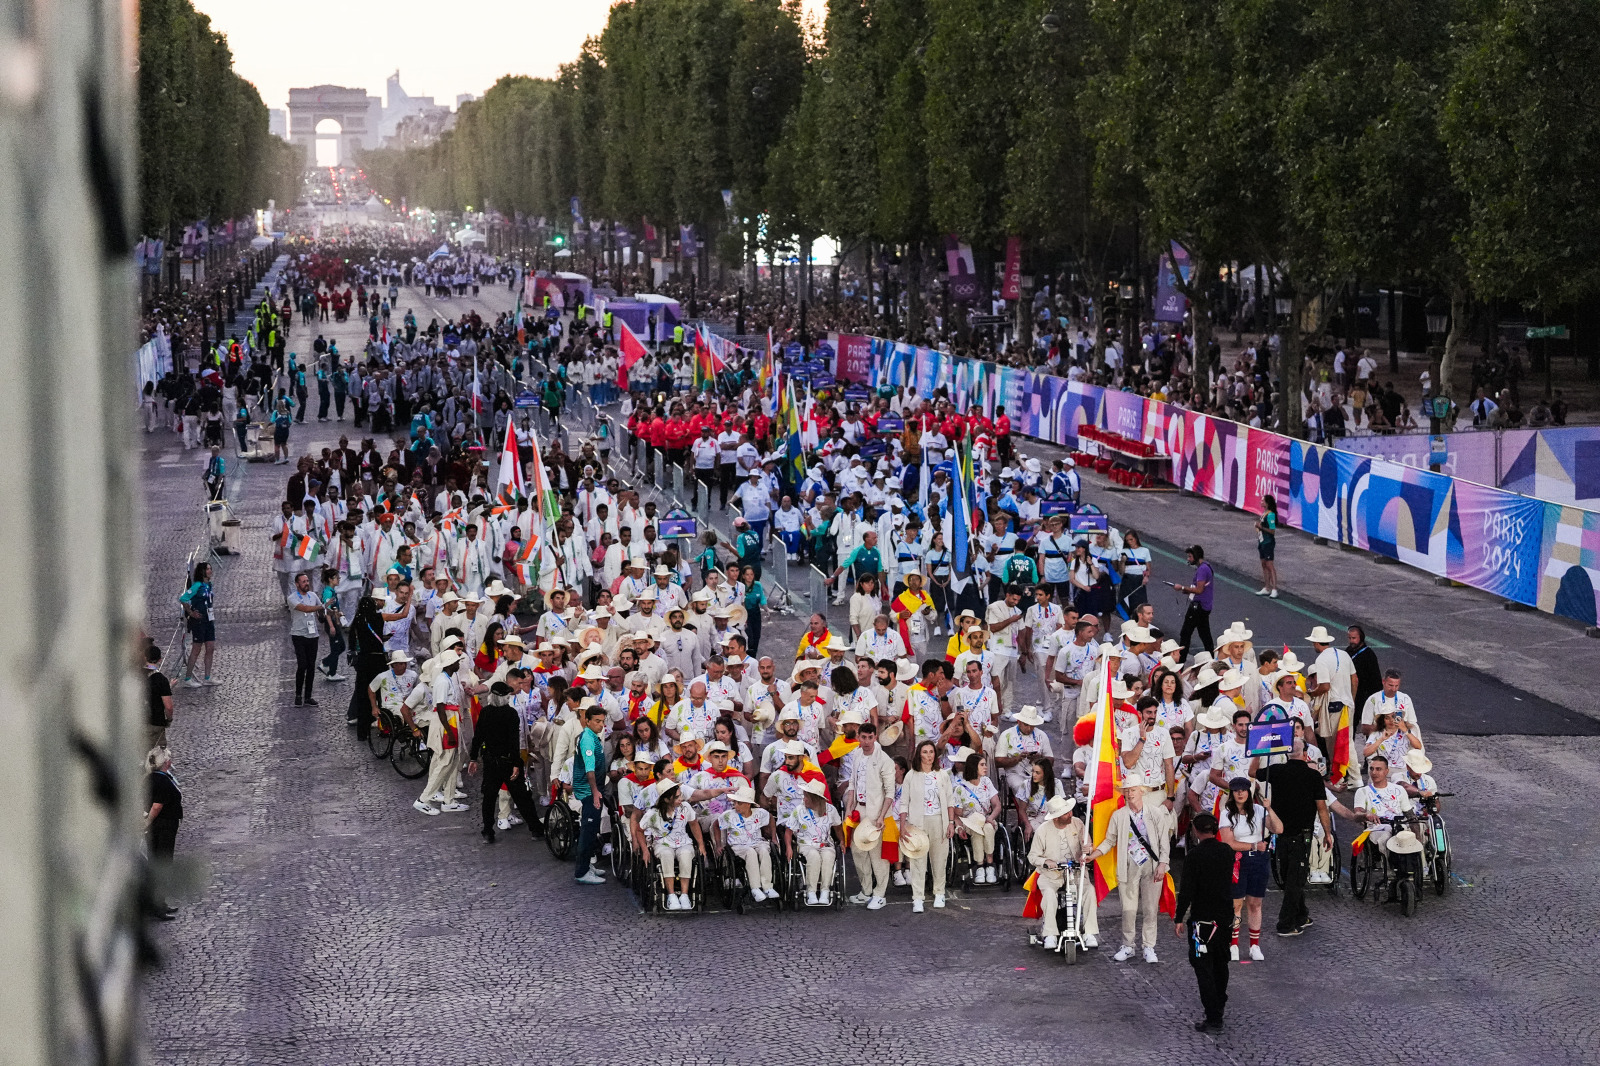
[457,227,487,247]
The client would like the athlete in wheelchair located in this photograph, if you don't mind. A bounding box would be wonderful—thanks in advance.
[638,779,708,912]
[715,784,780,909]
[779,777,844,908]
[952,751,1012,889]
[1027,794,1095,959]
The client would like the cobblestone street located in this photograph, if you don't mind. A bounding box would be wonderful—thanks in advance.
[142,283,1600,1066]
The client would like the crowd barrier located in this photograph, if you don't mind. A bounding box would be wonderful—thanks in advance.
[855,338,1600,627]
[1336,426,1600,510]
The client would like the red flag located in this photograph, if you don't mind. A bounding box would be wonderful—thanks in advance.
[1158,871,1178,916]
[1021,871,1044,919]
[618,320,648,390]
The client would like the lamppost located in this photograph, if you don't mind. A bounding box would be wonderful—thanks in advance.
[1425,295,1450,469]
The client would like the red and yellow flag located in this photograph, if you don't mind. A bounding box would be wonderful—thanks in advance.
[1158,871,1178,916]
[1021,870,1044,919]
[894,589,930,651]
[1329,703,1353,784]
[1087,667,1124,903]
[817,733,859,766]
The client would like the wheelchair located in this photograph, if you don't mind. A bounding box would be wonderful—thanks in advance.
[778,829,845,910]
[545,789,578,862]
[1270,823,1342,898]
[1351,814,1433,917]
[1417,794,1454,896]
[640,843,706,914]
[608,797,633,882]
[952,820,1015,891]
[1026,860,1086,965]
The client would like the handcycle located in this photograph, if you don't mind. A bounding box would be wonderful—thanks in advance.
[1350,806,1447,917]
[1026,859,1086,965]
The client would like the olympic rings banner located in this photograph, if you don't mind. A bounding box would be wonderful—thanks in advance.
[859,345,1600,626]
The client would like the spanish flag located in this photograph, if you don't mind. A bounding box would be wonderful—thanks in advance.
[843,809,900,861]
[1349,828,1372,857]
[1021,870,1044,919]
[817,733,859,766]
[1329,702,1353,784]
[1158,871,1178,917]
[798,763,830,801]
[1087,668,1124,903]
[893,589,932,651]
[796,627,830,660]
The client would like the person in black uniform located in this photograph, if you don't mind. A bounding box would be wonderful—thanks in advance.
[469,682,544,843]
[1260,736,1333,935]
[345,592,388,742]
[144,747,183,921]
[1174,812,1235,1032]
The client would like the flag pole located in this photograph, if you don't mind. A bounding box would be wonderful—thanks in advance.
[1075,663,1114,945]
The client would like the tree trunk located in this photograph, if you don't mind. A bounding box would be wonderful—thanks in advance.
[1278,287,1307,439]
[907,243,924,341]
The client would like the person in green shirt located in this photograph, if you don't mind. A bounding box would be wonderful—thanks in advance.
[733,518,764,578]
[830,530,881,588]
[573,703,608,883]
[1002,545,1039,587]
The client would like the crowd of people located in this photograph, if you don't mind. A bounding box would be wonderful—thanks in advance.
[138,242,1454,1031]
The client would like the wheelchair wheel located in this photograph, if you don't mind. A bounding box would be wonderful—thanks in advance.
[367,714,394,760]
[610,825,630,881]
[1431,816,1451,895]
[545,801,575,861]
[390,732,429,779]
[1009,825,1032,885]
[1351,840,1375,900]
[1398,877,1417,917]
[993,830,1013,890]
[831,851,847,909]
[950,838,972,891]
[687,853,706,913]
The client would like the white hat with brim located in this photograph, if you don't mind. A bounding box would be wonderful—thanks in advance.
[388,650,412,664]
[611,597,633,613]
[1095,642,1124,660]
[1015,706,1046,726]
[878,721,903,746]
[782,739,809,757]
[1196,707,1232,730]
[896,660,920,682]
[1278,651,1306,673]
[1404,751,1433,775]
[1043,795,1076,820]
[1218,668,1248,691]
[1111,680,1134,701]
[899,826,931,859]
[578,665,608,681]
[852,821,882,850]
[436,649,462,669]
[839,708,866,727]
[703,740,731,755]
[959,813,988,837]
[1386,830,1425,855]
[1218,623,1253,644]
[730,786,757,805]
[800,777,828,797]
[656,779,681,798]
[1181,651,1215,674]
[1306,625,1337,645]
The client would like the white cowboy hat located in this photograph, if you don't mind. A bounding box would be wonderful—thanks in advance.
[1015,706,1046,726]
[1181,651,1215,673]
[729,785,757,805]
[387,650,412,664]
[1043,795,1076,820]
[1196,706,1233,730]
[838,707,867,726]
[1218,668,1248,691]
[896,660,920,682]
[1094,642,1123,659]
[439,591,460,605]
[1386,829,1425,855]
[777,705,802,723]
[824,634,850,652]
[851,821,882,850]
[703,740,731,755]
[611,597,633,613]
[578,665,608,681]
[1278,650,1306,673]
[1118,779,1147,793]
[1111,680,1134,701]
[591,606,612,619]
[1159,639,1182,655]
[499,634,527,648]
[751,704,776,730]
[674,731,704,750]
[636,588,659,601]
[959,812,989,837]
[691,588,712,602]
[899,826,931,859]
[949,745,976,764]
[800,777,828,797]
[656,779,681,797]
[436,649,462,668]
[878,721,903,746]
[1404,751,1433,775]
[781,739,809,757]
[652,564,672,577]
[1306,625,1337,645]
[1218,622,1253,643]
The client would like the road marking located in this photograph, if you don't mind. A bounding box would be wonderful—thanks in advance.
[1144,543,1390,649]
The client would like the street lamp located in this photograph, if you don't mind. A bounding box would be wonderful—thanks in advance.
[1425,295,1449,340]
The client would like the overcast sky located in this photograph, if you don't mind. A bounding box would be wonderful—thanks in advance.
[193,0,824,114]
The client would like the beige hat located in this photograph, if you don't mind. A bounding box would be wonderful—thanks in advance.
[838,707,867,727]
[703,740,731,755]
[1124,625,1154,644]
[612,596,633,613]
[781,739,809,757]
[534,641,557,654]
[1095,642,1123,659]
[824,634,850,653]
[751,703,776,730]
[499,633,526,648]
[1218,622,1253,643]
[790,660,821,682]
[440,591,461,605]
[1118,779,1147,793]
[1267,669,1300,692]
[896,660,920,682]
[653,564,672,576]
[1218,668,1248,691]
[1196,706,1232,730]
[729,785,758,805]
[899,826,931,859]
[949,745,976,764]
[878,721,903,747]
[1404,750,1433,775]
[656,778,681,798]
[1111,679,1134,701]
[1159,639,1181,655]
[800,776,828,797]
[1192,665,1224,690]
[578,665,608,681]
[1386,829,1425,856]
[387,650,412,664]
[691,588,712,602]
[1306,625,1337,645]
[436,649,462,669]
[851,821,882,850]
[959,812,988,837]
[1015,705,1046,726]
[1278,650,1306,673]
[1043,795,1076,820]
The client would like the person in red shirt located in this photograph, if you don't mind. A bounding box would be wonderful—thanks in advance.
[664,407,695,471]
[646,408,668,479]
[994,405,1014,464]
[687,404,712,438]
[940,412,967,441]
[750,410,770,448]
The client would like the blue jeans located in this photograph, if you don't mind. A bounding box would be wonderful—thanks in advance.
[573,793,602,878]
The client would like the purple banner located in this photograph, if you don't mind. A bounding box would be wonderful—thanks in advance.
[1448,481,1545,603]
[835,333,873,383]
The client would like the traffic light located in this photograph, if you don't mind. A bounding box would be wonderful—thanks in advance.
[551,233,566,248]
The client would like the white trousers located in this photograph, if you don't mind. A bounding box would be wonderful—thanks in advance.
[1118,870,1163,949]
[1038,868,1099,939]
[733,844,775,891]
[852,845,890,897]
[800,844,836,893]
[907,817,948,901]
[420,747,460,805]
[655,843,694,879]
[966,821,997,862]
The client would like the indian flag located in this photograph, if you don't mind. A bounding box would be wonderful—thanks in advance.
[515,423,563,592]
[495,418,525,500]
[291,534,321,562]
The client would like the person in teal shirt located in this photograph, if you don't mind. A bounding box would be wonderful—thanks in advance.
[572,704,608,883]
[830,529,881,588]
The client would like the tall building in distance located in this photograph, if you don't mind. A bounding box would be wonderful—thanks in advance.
[269,108,288,141]
[285,73,465,167]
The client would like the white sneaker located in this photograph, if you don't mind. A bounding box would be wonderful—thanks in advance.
[664,893,681,910]
[506,814,523,827]
[763,887,779,900]
[1043,934,1059,950]
[601,842,614,856]
[1113,946,1136,962]
[893,869,909,886]
[912,899,925,913]
[325,673,347,682]
[413,800,440,816]
[677,893,692,910]
[1229,945,1240,961]
[806,890,819,906]
[1308,871,1331,885]
[496,818,510,831]
[182,678,202,689]
[867,896,886,910]
[431,793,447,803]
[986,866,998,883]
[1144,947,1159,964]
[201,677,222,686]
[933,895,945,908]
[1269,590,1279,599]
[1254,587,1270,596]
[440,802,469,813]
[752,888,766,904]
[1083,935,1098,948]
[452,789,469,800]
[819,890,831,906]
[1249,945,1265,962]
[849,892,871,905]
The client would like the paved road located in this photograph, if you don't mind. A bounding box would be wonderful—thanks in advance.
[143,284,1600,1065]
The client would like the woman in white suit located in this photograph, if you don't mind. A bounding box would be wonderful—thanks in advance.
[902,740,956,912]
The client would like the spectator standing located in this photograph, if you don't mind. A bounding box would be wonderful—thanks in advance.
[145,644,173,748]
[1254,496,1279,599]
[1174,545,1215,660]
[144,746,183,921]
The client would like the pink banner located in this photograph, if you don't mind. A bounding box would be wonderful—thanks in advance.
[1244,429,1292,516]
[835,333,873,383]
